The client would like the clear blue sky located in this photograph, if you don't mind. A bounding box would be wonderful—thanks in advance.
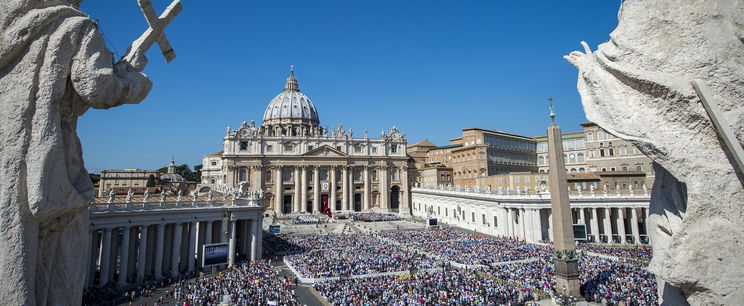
[78,0,622,173]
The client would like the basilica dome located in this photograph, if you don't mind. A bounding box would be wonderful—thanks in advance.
[262,68,320,127]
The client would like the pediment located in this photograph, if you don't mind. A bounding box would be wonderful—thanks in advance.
[303,145,349,157]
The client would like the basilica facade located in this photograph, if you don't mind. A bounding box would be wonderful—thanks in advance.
[200,69,411,215]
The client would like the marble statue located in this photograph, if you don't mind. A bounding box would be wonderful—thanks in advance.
[225,125,231,136]
[207,190,213,201]
[108,189,116,203]
[176,189,183,202]
[565,1,743,303]
[160,189,167,202]
[125,189,134,203]
[363,130,368,138]
[143,189,150,202]
[0,0,181,304]
[191,190,198,202]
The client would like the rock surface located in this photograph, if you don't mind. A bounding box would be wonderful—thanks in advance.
[0,1,151,305]
[565,0,744,305]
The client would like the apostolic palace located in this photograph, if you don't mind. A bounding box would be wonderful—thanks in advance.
[199,68,411,215]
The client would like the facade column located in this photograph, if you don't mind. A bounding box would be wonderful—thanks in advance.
[547,211,553,242]
[274,166,283,214]
[118,226,131,286]
[136,225,149,282]
[154,223,165,279]
[312,166,320,213]
[506,209,514,237]
[617,208,627,244]
[99,228,112,287]
[171,223,182,277]
[603,208,612,243]
[293,167,301,212]
[342,166,349,211]
[188,221,197,272]
[631,208,641,244]
[108,229,118,283]
[380,166,389,209]
[400,166,410,214]
[363,166,371,211]
[301,166,308,213]
[205,221,213,244]
[590,208,600,243]
[228,220,236,267]
[330,166,337,211]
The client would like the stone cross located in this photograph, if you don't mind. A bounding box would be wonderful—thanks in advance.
[123,0,183,64]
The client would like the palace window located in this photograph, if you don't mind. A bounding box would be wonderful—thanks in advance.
[354,144,363,153]
[283,144,294,152]
[308,145,314,151]
[482,214,487,225]
[577,153,585,162]
[239,141,248,151]
[371,147,378,154]
[336,146,342,151]
[493,216,498,228]
[266,145,273,153]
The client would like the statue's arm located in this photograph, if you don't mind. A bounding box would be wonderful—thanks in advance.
[70,23,153,109]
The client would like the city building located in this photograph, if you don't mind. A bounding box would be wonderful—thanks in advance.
[424,128,537,187]
[416,122,655,192]
[200,68,411,215]
[418,167,453,187]
[97,168,160,197]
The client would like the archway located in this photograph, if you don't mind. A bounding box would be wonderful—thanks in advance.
[390,186,400,211]
[354,194,362,211]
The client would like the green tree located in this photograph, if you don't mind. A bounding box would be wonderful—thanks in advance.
[146,174,157,187]
[89,173,101,185]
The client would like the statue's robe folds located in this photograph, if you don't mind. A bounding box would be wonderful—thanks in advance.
[565,1,743,304]
[0,3,152,305]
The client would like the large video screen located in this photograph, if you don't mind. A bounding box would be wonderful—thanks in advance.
[573,224,588,241]
[427,218,438,226]
[203,243,229,267]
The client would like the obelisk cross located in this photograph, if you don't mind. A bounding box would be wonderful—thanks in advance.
[123,0,183,64]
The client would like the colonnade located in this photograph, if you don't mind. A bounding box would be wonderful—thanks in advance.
[86,217,263,288]
[228,164,409,214]
[495,206,649,244]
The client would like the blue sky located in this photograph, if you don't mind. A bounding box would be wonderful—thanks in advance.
[78,0,621,173]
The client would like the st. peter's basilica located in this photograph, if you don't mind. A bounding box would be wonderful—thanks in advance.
[199,68,411,215]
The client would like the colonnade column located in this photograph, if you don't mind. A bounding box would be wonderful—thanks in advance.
[312,166,320,213]
[250,219,262,260]
[519,209,526,239]
[617,208,627,244]
[590,208,600,243]
[330,166,337,211]
[294,167,301,212]
[228,220,236,267]
[154,223,165,279]
[274,166,283,214]
[630,208,641,244]
[137,225,149,282]
[580,208,587,226]
[531,209,542,242]
[87,230,99,288]
[363,166,371,211]
[301,166,308,213]
[188,222,197,272]
[342,166,349,211]
[99,228,112,287]
[118,226,131,286]
[171,223,182,277]
[603,208,612,243]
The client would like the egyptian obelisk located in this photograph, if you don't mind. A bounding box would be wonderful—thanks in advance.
[546,98,581,298]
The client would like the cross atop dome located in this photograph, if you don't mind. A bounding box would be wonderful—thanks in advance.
[285,65,299,91]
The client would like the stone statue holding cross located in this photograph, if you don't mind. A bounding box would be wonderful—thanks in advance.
[0,0,181,305]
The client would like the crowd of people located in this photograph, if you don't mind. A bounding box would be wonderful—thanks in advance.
[348,212,402,222]
[380,229,552,265]
[579,256,658,305]
[170,260,299,305]
[579,244,653,265]
[267,233,383,253]
[313,268,537,305]
[285,243,439,278]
